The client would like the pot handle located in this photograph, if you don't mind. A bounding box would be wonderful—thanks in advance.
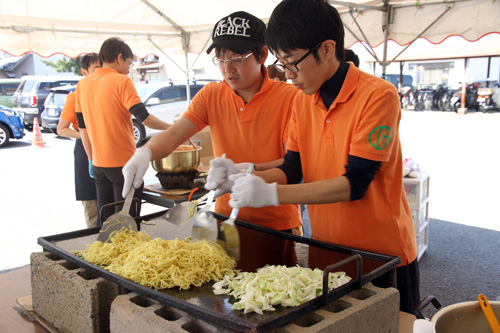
[415,295,442,319]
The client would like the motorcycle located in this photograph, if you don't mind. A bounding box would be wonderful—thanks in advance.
[415,86,433,111]
[477,87,497,112]
[432,84,450,111]
[400,86,415,110]
[439,88,456,112]
[452,83,479,112]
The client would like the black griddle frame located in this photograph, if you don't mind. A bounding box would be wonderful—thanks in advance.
[37,209,400,332]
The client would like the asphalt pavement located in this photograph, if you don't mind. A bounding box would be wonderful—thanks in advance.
[1,110,500,314]
[0,130,160,271]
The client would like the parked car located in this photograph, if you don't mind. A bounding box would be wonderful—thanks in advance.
[133,83,205,145]
[12,75,80,131]
[41,85,75,134]
[377,74,413,90]
[0,105,25,147]
[0,78,22,108]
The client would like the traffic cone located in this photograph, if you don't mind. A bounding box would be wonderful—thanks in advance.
[31,117,47,148]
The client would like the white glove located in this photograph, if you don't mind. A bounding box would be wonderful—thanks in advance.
[205,157,254,197]
[122,147,152,198]
[228,173,279,208]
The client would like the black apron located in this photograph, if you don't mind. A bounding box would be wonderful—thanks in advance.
[74,138,97,201]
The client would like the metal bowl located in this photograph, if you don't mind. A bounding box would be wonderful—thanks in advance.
[151,145,202,173]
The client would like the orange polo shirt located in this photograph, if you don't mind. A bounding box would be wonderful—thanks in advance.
[75,67,140,167]
[183,67,302,230]
[60,92,79,131]
[287,65,417,265]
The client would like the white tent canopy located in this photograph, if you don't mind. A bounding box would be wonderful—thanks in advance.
[1,0,499,83]
[1,0,499,58]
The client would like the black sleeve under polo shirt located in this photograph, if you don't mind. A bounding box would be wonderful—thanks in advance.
[129,102,150,122]
[76,112,85,129]
[278,151,380,201]
[277,150,303,184]
[344,155,381,201]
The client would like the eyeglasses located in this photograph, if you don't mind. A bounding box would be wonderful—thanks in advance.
[212,52,253,67]
[273,42,322,73]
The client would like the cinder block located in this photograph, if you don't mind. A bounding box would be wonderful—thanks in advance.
[110,283,399,332]
[277,283,400,333]
[110,293,220,333]
[31,252,120,333]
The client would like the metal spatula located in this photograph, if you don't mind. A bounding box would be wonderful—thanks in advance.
[191,190,217,242]
[97,188,137,242]
[141,198,198,240]
[216,165,253,260]
[141,187,200,240]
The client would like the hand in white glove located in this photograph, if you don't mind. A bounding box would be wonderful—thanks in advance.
[228,173,279,208]
[122,147,152,198]
[205,156,254,197]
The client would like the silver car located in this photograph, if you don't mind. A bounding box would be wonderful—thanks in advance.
[133,82,205,146]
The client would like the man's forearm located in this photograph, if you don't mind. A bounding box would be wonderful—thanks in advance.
[143,117,199,160]
[57,119,80,139]
[142,114,170,131]
[255,158,284,171]
[277,176,351,205]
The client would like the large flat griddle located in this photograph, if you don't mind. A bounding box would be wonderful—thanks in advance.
[37,210,400,332]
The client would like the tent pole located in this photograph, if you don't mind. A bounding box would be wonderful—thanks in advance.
[182,33,191,103]
[142,0,193,101]
[386,5,452,65]
[381,1,390,80]
[347,9,381,64]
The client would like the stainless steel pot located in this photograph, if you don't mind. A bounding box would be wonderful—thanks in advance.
[415,295,500,333]
[151,145,202,173]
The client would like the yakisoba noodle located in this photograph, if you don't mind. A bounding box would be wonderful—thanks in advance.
[74,228,237,290]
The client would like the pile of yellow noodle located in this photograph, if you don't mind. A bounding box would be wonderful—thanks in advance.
[74,228,237,290]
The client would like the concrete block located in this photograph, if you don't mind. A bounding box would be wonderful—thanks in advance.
[277,283,400,333]
[31,252,120,333]
[110,293,221,333]
[110,283,399,332]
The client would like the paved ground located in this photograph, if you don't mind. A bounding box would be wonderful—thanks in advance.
[2,111,500,310]
[0,131,160,271]
[418,218,500,318]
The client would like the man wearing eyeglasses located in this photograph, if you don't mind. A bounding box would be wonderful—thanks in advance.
[122,12,303,253]
[212,0,420,314]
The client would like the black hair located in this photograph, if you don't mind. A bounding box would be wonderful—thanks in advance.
[344,49,359,67]
[99,37,133,65]
[80,52,99,70]
[266,0,345,62]
[215,42,266,63]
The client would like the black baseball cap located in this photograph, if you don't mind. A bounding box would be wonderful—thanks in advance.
[206,11,265,55]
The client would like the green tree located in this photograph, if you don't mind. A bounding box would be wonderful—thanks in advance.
[41,57,81,75]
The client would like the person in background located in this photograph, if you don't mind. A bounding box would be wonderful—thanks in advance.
[57,53,100,228]
[344,48,360,68]
[267,64,286,82]
[75,37,170,224]
[121,11,302,268]
[209,0,420,313]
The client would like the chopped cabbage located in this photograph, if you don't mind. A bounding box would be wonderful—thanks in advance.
[212,265,351,314]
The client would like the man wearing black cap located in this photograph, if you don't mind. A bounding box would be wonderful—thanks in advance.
[122,12,303,242]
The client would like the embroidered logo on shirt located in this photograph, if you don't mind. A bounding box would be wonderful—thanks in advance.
[369,126,393,150]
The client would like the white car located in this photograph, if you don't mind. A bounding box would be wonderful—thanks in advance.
[133,82,205,146]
